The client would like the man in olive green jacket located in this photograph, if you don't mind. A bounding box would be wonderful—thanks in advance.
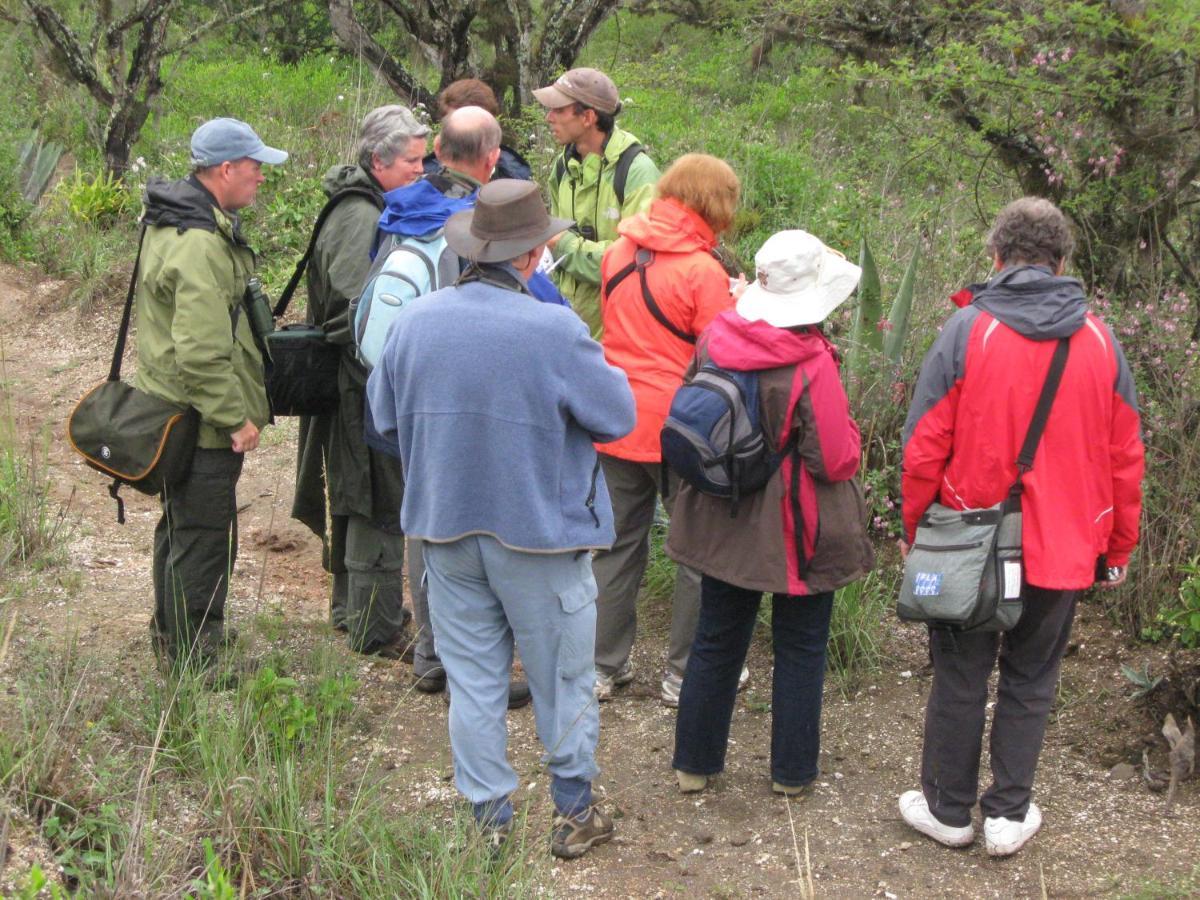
[134,118,286,666]
[535,67,660,335]
[292,106,429,657]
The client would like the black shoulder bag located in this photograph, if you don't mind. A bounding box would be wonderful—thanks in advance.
[256,187,383,416]
[67,227,200,523]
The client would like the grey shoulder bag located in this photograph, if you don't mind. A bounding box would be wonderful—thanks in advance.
[897,337,1070,632]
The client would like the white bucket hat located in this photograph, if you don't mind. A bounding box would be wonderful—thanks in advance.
[736,230,862,328]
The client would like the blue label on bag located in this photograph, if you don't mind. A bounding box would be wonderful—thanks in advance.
[913,572,943,596]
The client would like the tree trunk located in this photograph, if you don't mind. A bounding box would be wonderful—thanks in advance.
[327,0,437,110]
[534,0,621,87]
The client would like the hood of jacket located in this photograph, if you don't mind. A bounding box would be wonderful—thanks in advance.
[321,162,380,200]
[141,175,227,234]
[704,310,837,371]
[973,264,1087,340]
[377,177,477,238]
[617,197,715,254]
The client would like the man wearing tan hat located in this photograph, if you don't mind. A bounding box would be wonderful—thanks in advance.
[535,67,660,335]
[366,179,635,858]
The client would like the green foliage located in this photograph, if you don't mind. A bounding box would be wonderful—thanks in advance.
[17,130,64,204]
[9,864,68,900]
[0,141,34,261]
[42,803,127,888]
[846,234,883,385]
[1141,557,1200,649]
[1114,863,1200,899]
[823,0,1200,290]
[827,569,895,688]
[187,839,236,900]
[883,246,919,366]
[58,170,136,227]
[1,635,541,896]
[0,391,72,570]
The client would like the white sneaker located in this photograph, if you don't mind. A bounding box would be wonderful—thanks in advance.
[661,666,750,707]
[984,803,1042,857]
[898,791,975,847]
[594,662,634,701]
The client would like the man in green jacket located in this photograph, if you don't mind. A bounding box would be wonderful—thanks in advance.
[135,117,286,667]
[292,105,430,658]
[535,67,660,336]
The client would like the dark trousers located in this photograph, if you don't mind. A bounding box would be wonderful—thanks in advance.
[152,447,243,651]
[673,576,834,788]
[326,512,407,652]
[921,586,1077,826]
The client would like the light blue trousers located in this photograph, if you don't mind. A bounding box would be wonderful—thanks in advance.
[423,535,600,824]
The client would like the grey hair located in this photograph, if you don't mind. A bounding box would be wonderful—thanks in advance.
[357,105,431,171]
[986,197,1075,268]
[437,106,502,165]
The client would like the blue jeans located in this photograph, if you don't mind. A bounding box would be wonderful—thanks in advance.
[673,576,834,788]
[423,535,600,825]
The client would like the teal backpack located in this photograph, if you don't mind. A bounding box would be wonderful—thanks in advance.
[352,229,459,369]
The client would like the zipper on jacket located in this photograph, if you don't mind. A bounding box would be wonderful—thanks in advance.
[585,456,601,527]
[791,457,810,577]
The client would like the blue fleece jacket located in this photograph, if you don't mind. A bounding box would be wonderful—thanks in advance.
[374,178,570,307]
[366,276,635,552]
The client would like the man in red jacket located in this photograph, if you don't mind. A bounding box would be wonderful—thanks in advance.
[897,197,1144,857]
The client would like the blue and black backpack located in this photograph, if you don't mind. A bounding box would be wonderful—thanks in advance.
[661,363,795,515]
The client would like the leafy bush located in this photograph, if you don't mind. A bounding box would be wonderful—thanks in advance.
[1141,557,1200,649]
[58,170,135,227]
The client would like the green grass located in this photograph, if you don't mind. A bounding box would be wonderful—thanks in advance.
[1114,866,1200,899]
[827,570,895,689]
[0,355,73,570]
[0,634,544,896]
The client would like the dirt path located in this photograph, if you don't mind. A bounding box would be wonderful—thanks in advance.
[1,262,1196,898]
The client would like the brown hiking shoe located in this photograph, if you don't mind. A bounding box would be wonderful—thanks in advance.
[550,806,614,859]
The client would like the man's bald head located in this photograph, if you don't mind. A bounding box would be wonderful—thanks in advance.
[435,106,502,170]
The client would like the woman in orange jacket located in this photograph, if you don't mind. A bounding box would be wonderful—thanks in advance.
[591,153,746,705]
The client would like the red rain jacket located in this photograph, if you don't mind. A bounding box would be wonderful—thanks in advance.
[902,265,1144,589]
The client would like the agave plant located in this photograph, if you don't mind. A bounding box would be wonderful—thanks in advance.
[846,233,919,393]
[17,130,64,204]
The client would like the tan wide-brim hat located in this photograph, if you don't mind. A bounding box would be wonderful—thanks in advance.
[445,179,573,264]
[736,230,862,328]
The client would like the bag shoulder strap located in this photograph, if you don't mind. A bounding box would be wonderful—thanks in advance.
[603,247,695,345]
[273,186,384,318]
[110,225,148,382]
[1015,336,1070,476]
[551,151,568,195]
[612,142,644,206]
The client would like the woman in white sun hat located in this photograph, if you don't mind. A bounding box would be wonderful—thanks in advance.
[667,229,875,796]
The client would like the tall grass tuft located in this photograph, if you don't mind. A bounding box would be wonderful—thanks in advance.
[0,344,72,569]
[827,570,896,689]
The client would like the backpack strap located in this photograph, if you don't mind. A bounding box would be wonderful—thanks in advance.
[612,142,644,207]
[551,151,568,196]
[272,186,384,318]
[109,225,148,382]
[603,248,695,345]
